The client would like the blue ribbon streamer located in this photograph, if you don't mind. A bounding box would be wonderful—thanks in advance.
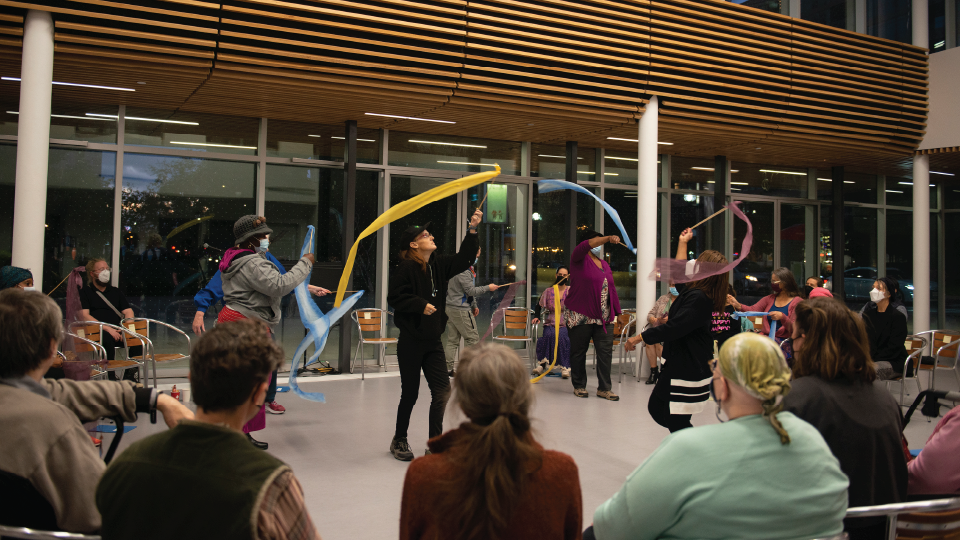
[731,311,778,340]
[537,179,636,253]
[288,225,364,402]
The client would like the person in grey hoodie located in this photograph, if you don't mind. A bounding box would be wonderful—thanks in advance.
[442,247,499,376]
[217,215,314,449]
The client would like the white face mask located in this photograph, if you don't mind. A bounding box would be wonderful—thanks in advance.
[256,238,270,253]
[98,269,111,284]
[21,286,35,292]
[590,245,603,258]
[869,288,885,303]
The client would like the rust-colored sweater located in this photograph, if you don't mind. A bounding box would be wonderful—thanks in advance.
[399,427,583,540]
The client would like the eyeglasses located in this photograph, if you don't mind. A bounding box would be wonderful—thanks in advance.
[418,232,433,240]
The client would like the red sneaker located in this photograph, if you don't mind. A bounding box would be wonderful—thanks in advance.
[265,401,286,415]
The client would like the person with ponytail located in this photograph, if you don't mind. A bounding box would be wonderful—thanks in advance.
[589,332,848,540]
[625,229,727,432]
[399,342,582,540]
[783,297,906,540]
[859,276,909,380]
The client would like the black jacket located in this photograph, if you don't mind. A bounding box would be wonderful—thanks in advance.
[387,232,479,341]
[861,305,909,374]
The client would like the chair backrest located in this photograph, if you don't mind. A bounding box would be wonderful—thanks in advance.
[501,308,529,333]
[72,324,102,352]
[353,309,385,335]
[122,319,149,347]
[0,525,101,540]
[847,496,960,540]
[905,335,927,369]
[614,313,635,337]
[749,315,764,328]
[933,331,960,363]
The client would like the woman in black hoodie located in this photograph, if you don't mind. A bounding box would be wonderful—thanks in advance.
[386,209,482,461]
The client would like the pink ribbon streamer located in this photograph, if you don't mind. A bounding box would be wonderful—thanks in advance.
[649,201,752,283]
[481,281,527,342]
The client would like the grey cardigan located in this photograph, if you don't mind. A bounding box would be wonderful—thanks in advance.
[221,252,312,328]
[445,268,488,311]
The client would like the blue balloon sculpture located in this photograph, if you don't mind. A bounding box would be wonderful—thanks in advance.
[288,225,364,402]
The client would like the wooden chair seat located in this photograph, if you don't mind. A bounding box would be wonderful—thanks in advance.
[494,335,531,341]
[106,360,140,370]
[131,353,187,363]
[62,351,77,361]
[360,338,398,343]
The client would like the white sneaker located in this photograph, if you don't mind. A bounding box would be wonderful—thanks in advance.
[561,367,571,379]
[531,361,547,376]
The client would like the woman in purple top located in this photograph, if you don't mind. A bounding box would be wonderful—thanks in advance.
[565,230,622,401]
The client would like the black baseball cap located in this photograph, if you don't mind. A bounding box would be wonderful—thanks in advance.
[400,221,432,248]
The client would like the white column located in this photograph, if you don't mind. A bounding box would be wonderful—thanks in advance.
[12,10,54,290]
[913,154,930,334]
[789,0,801,18]
[855,0,866,33]
[636,96,658,338]
[913,0,928,49]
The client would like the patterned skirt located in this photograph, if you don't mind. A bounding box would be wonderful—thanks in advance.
[535,325,571,368]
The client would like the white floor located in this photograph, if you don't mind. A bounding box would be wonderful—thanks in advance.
[117,366,951,540]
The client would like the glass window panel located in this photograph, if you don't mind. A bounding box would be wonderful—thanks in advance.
[802,0,854,29]
[671,156,717,192]
[731,163,809,198]
[945,213,960,330]
[931,0,947,51]
[842,206,878,311]
[530,144,595,178]
[728,0,786,14]
[885,210,939,333]
[946,177,960,209]
[780,204,820,286]
[266,120,380,163]
[124,109,259,156]
[671,193,723,257]
[867,0,912,43]
[1,105,118,143]
[930,212,939,331]
[842,172,878,204]
[533,189,570,296]
[265,165,343,263]
[820,205,836,287]
[0,144,14,263]
[603,188,638,309]
[388,132,520,175]
[44,149,116,294]
[602,151,641,185]
[885,176,913,206]
[733,201,775,307]
[120,154,256,340]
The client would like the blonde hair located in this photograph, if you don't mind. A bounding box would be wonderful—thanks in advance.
[440,343,542,540]
[718,333,793,444]
[85,258,106,286]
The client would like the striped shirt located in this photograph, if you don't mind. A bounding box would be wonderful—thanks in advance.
[258,470,322,540]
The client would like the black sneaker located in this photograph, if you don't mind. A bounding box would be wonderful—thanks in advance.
[247,433,268,450]
[390,437,414,461]
[448,370,456,378]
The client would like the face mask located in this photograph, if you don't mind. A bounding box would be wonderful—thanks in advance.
[804,285,814,297]
[771,282,782,294]
[256,238,270,253]
[97,269,111,284]
[21,286,35,292]
[869,288,885,303]
[590,246,602,258]
[669,286,679,296]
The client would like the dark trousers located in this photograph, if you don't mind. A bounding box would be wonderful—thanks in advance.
[568,323,613,392]
[266,370,278,403]
[648,393,693,433]
[395,336,450,440]
[102,332,142,381]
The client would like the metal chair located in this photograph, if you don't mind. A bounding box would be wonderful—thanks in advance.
[493,308,537,369]
[0,525,100,539]
[67,322,144,382]
[916,330,960,392]
[61,332,109,381]
[846,496,960,540]
[885,334,928,406]
[121,318,191,388]
[613,312,637,383]
[351,308,397,380]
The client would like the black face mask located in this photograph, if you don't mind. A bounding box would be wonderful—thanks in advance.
[803,285,814,297]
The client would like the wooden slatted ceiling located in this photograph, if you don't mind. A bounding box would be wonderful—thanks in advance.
[0,0,928,170]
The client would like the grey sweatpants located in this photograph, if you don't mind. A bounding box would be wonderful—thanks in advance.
[443,307,479,370]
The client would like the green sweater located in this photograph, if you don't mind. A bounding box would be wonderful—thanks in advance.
[593,413,849,540]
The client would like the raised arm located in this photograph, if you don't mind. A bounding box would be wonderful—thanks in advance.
[676,228,693,260]
[245,255,314,297]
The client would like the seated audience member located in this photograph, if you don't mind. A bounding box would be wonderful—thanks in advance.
[96,319,322,540]
[78,258,140,380]
[0,289,191,533]
[0,265,34,290]
[783,297,906,539]
[400,342,582,540]
[908,405,960,495]
[727,267,802,342]
[859,276,909,380]
[589,332,848,540]
[803,276,824,298]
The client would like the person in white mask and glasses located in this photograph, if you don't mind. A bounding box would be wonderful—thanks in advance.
[859,276,909,380]
[79,258,140,380]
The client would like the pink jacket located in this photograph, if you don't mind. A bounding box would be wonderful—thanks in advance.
[908,406,960,495]
[740,295,801,340]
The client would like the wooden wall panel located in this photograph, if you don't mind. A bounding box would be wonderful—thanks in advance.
[0,0,929,171]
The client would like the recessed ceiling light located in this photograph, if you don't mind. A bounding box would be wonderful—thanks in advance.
[538,155,581,159]
[86,113,199,125]
[605,137,672,144]
[885,190,903,193]
[137,81,146,85]
[606,156,638,162]
[899,181,913,185]
[436,161,497,167]
[308,134,321,138]
[817,178,832,182]
[169,141,257,149]
[409,139,486,148]
[331,136,376,142]
[759,169,806,176]
[6,111,114,121]
[730,182,749,185]
[843,181,854,184]
[931,171,954,176]
[366,113,455,124]
[2,76,135,92]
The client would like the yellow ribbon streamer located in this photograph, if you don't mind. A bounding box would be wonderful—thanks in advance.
[335,165,502,307]
[530,284,561,384]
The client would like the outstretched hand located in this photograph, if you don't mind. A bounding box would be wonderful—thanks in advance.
[624,335,643,352]
[469,209,483,230]
[679,228,693,243]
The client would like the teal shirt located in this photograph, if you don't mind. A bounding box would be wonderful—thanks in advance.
[593,413,849,540]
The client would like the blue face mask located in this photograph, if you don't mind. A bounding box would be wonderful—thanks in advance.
[590,245,602,258]
[256,238,270,253]
[669,286,679,296]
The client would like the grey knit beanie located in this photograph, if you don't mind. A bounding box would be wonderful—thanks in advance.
[233,215,272,246]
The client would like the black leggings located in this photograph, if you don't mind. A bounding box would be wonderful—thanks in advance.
[395,336,450,441]
[648,393,693,433]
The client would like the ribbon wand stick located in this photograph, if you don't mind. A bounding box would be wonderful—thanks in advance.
[691,207,726,230]
[476,190,489,210]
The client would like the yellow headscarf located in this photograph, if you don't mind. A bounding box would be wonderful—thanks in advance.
[718,333,793,444]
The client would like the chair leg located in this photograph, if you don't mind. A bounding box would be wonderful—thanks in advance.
[360,342,365,380]
[899,378,906,407]
[151,358,158,389]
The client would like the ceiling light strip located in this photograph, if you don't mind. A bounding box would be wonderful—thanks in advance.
[169,141,257,149]
[409,139,486,148]
[2,76,135,92]
[366,113,455,124]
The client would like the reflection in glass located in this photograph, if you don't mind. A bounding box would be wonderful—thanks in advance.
[816,170,833,201]
[671,193,722,258]
[930,0,946,52]
[842,172,878,204]
[780,204,819,287]
[802,0,854,29]
[670,156,715,192]
[124,109,259,156]
[388,133,520,175]
[603,151,647,186]
[530,144,595,178]
[945,214,960,330]
[728,0,786,14]
[732,163,808,198]
[603,189,639,309]
[266,120,380,163]
[0,144,15,263]
[867,0,912,43]
[842,206,878,311]
[733,201,775,306]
